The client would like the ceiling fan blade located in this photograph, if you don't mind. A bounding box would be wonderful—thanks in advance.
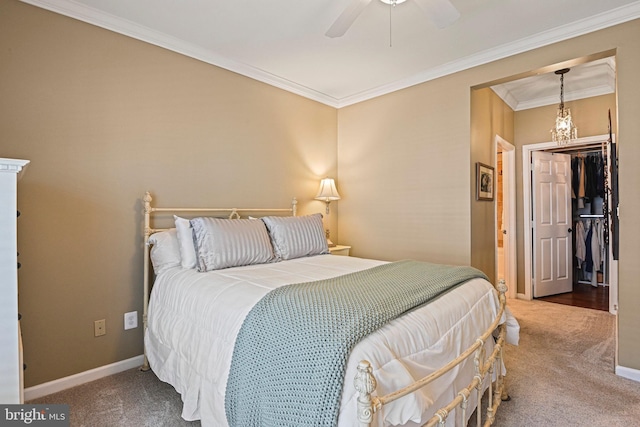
[413,0,460,29]
[325,0,372,38]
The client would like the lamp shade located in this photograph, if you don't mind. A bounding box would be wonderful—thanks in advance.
[315,178,341,202]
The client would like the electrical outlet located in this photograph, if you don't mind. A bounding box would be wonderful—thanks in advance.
[124,311,138,330]
[94,319,106,337]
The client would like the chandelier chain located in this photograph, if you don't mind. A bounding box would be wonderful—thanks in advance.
[559,73,565,108]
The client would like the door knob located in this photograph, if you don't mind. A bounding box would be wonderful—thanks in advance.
[568,228,573,233]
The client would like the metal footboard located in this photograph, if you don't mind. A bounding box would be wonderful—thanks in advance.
[354,281,509,427]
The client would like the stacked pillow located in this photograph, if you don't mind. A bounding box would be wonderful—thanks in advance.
[261,214,329,261]
[148,213,329,274]
[148,228,181,275]
[174,216,197,269]
[190,217,275,272]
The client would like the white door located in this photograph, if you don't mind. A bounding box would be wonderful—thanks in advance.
[532,151,573,297]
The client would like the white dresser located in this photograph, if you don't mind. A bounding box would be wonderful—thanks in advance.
[0,158,29,404]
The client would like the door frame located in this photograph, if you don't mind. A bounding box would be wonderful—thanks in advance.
[522,134,618,314]
[495,135,517,299]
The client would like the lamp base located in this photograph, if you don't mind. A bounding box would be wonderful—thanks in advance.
[325,229,336,247]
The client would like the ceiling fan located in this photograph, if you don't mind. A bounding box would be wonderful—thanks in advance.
[325,0,460,38]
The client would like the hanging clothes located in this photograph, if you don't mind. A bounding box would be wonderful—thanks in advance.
[571,152,605,211]
[584,155,595,200]
[584,220,593,274]
[575,220,586,268]
[590,220,601,275]
[566,149,609,287]
[575,218,605,285]
[572,156,580,199]
[577,156,586,209]
[598,219,606,265]
[595,154,605,197]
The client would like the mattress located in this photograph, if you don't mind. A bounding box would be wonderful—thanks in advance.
[145,254,513,427]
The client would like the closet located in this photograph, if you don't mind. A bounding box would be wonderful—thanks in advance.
[572,150,608,287]
[537,141,613,312]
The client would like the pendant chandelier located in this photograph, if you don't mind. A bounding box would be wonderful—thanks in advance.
[550,68,578,145]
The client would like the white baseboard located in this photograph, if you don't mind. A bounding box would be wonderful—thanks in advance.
[616,365,640,383]
[24,355,144,401]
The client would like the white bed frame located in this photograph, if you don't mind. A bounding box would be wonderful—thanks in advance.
[354,288,509,427]
[141,191,509,427]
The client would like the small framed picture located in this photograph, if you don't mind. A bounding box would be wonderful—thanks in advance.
[476,162,494,201]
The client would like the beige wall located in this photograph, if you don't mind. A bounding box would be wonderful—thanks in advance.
[338,21,640,372]
[514,94,618,295]
[1,1,337,387]
[337,75,472,265]
[3,0,640,388]
[616,24,640,375]
[470,88,514,284]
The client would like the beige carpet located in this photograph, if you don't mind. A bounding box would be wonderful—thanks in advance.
[29,298,640,426]
[494,298,640,426]
[29,367,200,426]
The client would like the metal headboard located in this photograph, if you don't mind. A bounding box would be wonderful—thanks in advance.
[141,191,297,371]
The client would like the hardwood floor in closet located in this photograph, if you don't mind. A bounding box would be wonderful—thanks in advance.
[537,282,609,311]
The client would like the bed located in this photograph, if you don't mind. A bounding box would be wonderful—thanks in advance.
[141,192,518,427]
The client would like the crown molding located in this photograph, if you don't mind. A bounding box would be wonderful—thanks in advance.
[20,0,640,109]
[490,86,520,111]
[337,1,640,107]
[514,84,616,111]
[19,0,341,107]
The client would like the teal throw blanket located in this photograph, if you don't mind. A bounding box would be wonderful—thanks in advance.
[225,260,488,427]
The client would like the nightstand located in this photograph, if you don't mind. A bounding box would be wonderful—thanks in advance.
[328,245,351,256]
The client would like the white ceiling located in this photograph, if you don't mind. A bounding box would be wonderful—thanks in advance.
[491,56,617,111]
[21,0,640,108]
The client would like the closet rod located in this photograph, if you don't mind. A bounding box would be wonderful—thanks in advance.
[546,147,604,155]
[570,149,604,156]
[545,142,606,155]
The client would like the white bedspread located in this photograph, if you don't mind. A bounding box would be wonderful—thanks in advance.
[145,255,517,427]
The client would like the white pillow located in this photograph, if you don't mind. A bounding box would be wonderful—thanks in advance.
[190,217,275,271]
[261,214,329,260]
[174,215,197,269]
[148,229,181,275]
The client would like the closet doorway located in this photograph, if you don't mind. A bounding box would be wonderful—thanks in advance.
[522,134,618,314]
